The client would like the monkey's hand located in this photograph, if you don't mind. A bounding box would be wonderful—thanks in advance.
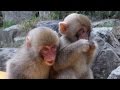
[86,40,98,65]
[77,39,90,53]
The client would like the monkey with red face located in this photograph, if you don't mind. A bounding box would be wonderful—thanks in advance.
[6,27,59,79]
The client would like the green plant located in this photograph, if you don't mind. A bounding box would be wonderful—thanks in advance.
[20,16,39,32]
[2,20,15,28]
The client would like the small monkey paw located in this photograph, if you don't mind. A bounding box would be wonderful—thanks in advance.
[89,41,96,49]
[82,44,90,52]
[79,39,90,52]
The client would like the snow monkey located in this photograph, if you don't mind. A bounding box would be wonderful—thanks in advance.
[6,27,59,79]
[49,13,98,79]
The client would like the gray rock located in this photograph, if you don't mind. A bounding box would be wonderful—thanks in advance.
[3,24,21,32]
[0,25,22,47]
[108,66,120,79]
[112,26,120,42]
[0,48,17,71]
[92,19,120,28]
[36,20,61,32]
[91,27,120,79]
[0,20,62,48]
[92,42,120,79]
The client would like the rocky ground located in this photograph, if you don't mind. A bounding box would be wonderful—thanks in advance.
[0,19,120,79]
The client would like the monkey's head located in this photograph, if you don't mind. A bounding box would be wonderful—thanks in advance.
[25,27,59,66]
[59,13,91,42]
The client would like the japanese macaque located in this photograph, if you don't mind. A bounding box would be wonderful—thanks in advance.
[49,13,97,79]
[6,27,59,79]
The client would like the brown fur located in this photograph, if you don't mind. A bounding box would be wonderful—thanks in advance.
[6,27,59,79]
[49,13,97,79]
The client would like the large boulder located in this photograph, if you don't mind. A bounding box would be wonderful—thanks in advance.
[112,26,120,42]
[107,66,120,79]
[92,19,120,28]
[0,20,61,48]
[0,25,23,47]
[91,26,120,79]
[35,20,61,32]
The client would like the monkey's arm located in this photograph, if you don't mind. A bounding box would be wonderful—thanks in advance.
[86,41,98,65]
[54,40,88,71]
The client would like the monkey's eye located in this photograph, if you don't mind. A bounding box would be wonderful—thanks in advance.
[52,45,57,49]
[42,47,49,52]
[52,45,57,51]
[80,28,85,33]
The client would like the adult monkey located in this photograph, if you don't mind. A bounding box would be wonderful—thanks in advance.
[6,27,59,79]
[49,13,98,79]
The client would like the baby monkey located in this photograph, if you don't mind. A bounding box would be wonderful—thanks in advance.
[50,13,98,79]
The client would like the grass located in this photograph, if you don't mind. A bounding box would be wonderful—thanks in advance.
[20,16,39,32]
[0,20,16,30]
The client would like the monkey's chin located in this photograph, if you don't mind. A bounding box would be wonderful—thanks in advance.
[45,60,55,66]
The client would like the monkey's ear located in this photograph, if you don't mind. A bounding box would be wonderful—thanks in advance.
[26,36,31,48]
[59,22,68,34]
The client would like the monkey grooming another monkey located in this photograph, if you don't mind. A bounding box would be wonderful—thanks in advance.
[50,13,98,79]
[6,27,59,79]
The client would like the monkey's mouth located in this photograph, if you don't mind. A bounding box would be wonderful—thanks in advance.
[45,60,55,66]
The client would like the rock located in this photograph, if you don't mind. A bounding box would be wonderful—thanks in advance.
[13,37,26,47]
[91,27,120,79]
[108,66,120,79]
[36,20,61,32]
[3,24,21,32]
[0,20,62,48]
[92,42,120,79]
[91,27,120,57]
[0,25,23,47]
[92,19,120,28]
[112,26,120,42]
[0,48,17,71]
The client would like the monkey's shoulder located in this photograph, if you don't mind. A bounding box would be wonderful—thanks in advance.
[59,36,71,50]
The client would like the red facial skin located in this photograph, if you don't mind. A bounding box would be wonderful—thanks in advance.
[76,27,89,40]
[40,45,57,66]
[26,37,57,66]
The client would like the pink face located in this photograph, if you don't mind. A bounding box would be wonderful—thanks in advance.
[76,27,89,40]
[40,45,57,66]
